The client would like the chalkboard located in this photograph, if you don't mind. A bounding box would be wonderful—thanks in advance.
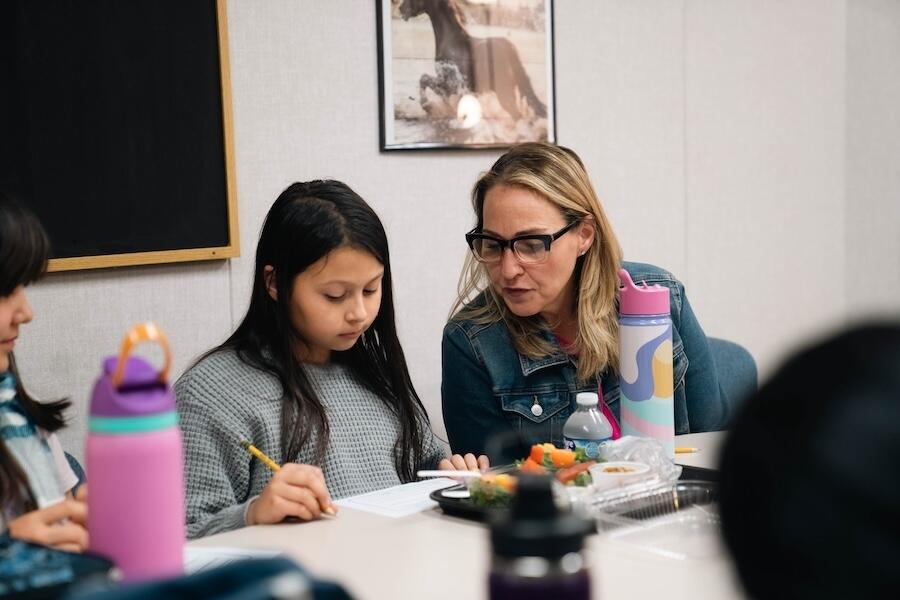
[0,0,239,271]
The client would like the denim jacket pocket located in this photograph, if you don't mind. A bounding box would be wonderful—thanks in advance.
[499,390,570,448]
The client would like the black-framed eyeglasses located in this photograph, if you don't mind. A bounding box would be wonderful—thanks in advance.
[465,220,581,265]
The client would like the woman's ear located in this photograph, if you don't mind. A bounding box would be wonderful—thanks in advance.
[263,265,277,301]
[577,216,595,256]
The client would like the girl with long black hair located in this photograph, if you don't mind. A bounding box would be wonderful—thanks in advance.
[0,192,87,552]
[177,180,486,538]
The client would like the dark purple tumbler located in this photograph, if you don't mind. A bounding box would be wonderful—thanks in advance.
[488,475,593,600]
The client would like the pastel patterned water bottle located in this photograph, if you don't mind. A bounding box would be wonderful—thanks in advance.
[86,323,184,581]
[617,269,675,457]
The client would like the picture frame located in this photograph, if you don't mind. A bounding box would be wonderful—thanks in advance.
[377,0,556,151]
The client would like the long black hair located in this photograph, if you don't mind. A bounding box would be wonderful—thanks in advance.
[0,192,70,511]
[216,180,430,482]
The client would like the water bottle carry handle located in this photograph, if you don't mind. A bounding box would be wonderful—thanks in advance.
[111,322,172,388]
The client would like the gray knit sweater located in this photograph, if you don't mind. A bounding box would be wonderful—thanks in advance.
[175,349,444,539]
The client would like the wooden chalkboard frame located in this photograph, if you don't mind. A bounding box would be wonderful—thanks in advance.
[44,0,239,272]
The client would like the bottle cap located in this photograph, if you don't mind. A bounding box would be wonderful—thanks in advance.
[490,475,593,558]
[89,323,175,420]
[618,268,670,316]
[90,356,174,419]
[576,392,598,408]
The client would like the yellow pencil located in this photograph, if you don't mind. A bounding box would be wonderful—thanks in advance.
[240,440,336,516]
[241,440,282,472]
[675,447,700,454]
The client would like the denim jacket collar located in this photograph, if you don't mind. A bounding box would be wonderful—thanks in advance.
[518,350,570,376]
[517,330,573,376]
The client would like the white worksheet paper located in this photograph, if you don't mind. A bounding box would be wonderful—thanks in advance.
[334,478,458,518]
[184,546,282,573]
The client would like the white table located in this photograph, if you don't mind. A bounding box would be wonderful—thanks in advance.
[674,431,725,470]
[190,432,743,599]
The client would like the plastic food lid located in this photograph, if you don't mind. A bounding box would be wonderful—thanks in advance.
[618,268,670,316]
[490,475,593,558]
[576,392,598,407]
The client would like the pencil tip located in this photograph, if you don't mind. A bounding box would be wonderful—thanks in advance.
[240,440,251,449]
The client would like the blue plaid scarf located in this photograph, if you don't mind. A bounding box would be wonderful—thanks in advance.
[0,372,64,513]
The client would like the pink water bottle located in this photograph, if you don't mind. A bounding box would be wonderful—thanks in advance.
[87,323,184,582]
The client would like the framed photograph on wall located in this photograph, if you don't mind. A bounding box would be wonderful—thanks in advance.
[378,0,555,150]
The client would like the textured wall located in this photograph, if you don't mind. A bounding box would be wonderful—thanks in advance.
[684,0,848,366]
[12,1,897,462]
[846,0,900,318]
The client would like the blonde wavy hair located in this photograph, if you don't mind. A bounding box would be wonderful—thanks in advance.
[450,142,623,382]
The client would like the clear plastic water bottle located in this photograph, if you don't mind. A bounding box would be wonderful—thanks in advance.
[563,392,613,459]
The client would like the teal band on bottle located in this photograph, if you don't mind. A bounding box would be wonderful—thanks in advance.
[89,411,178,434]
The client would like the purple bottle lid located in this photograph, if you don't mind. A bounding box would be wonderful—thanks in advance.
[618,268,670,316]
[90,355,174,418]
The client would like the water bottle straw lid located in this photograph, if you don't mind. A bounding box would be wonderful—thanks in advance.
[111,322,172,389]
[618,268,670,316]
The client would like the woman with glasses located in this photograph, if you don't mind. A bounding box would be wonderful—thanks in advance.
[442,142,729,460]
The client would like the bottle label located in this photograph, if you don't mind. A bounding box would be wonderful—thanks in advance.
[564,437,609,459]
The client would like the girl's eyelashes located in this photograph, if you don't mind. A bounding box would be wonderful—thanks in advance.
[323,288,379,301]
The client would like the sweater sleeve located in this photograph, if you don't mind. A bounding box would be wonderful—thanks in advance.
[176,371,258,539]
[419,422,447,471]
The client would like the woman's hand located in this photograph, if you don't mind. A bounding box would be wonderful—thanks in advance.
[247,463,336,525]
[438,453,490,472]
[8,494,89,553]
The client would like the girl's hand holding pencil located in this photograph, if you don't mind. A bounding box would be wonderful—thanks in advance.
[242,441,337,524]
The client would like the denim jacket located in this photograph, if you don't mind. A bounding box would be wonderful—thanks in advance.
[441,262,729,459]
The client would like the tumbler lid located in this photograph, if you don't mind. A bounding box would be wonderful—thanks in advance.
[618,268,670,316]
[490,475,593,558]
[89,323,174,419]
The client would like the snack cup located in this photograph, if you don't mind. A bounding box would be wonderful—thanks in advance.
[589,461,651,492]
